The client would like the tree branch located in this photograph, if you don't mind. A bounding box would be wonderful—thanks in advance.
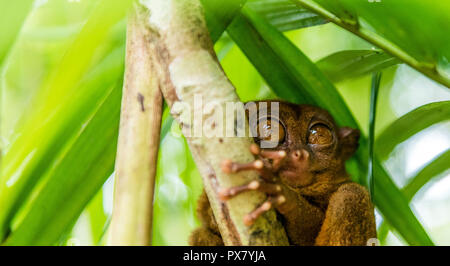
[136,0,288,245]
[108,7,163,245]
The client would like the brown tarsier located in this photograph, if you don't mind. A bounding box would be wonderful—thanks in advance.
[189,101,376,246]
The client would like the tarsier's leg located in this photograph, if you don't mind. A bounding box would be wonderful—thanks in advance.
[188,190,224,246]
[315,182,377,246]
[277,192,324,246]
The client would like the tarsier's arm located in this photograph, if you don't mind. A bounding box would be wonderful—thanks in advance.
[189,102,376,246]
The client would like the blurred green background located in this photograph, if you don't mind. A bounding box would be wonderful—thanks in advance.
[0,0,449,246]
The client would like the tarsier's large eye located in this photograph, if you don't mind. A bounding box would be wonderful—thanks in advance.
[308,123,333,145]
[256,117,285,143]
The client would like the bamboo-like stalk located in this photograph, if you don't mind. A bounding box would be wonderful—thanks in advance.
[291,0,450,89]
[135,0,288,245]
[107,6,163,246]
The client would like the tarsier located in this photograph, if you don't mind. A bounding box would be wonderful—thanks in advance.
[189,101,376,246]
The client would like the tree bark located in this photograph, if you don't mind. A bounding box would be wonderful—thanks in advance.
[108,6,163,245]
[136,0,288,245]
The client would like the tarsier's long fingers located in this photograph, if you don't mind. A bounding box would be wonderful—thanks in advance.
[220,144,289,226]
[221,144,287,181]
[243,196,286,226]
[250,144,286,171]
[221,158,275,181]
[221,159,264,174]
[218,180,282,201]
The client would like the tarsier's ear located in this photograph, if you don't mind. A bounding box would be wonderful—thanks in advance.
[338,127,360,160]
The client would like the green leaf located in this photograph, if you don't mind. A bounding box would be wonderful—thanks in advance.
[313,0,357,25]
[227,6,433,246]
[372,158,433,246]
[160,106,175,141]
[207,0,329,67]
[379,149,450,244]
[4,80,122,246]
[403,149,450,200]
[86,189,108,245]
[247,0,327,31]
[316,50,400,83]
[291,0,450,88]
[338,0,450,70]
[3,44,125,245]
[376,101,450,160]
[201,0,247,43]
[367,72,382,198]
[0,0,34,64]
[0,0,131,242]
[376,102,450,244]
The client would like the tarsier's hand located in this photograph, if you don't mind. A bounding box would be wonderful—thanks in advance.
[219,143,298,226]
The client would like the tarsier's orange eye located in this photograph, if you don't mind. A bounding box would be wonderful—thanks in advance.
[308,123,333,145]
[257,118,285,143]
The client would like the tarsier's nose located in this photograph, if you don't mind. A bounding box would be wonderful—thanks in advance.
[291,149,309,160]
[290,149,310,169]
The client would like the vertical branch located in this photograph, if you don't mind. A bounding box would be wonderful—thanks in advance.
[108,7,163,246]
[137,0,288,245]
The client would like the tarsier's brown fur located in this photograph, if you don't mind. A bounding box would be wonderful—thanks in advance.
[189,101,376,246]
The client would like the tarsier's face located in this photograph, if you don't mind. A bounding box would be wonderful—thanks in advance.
[250,101,360,189]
